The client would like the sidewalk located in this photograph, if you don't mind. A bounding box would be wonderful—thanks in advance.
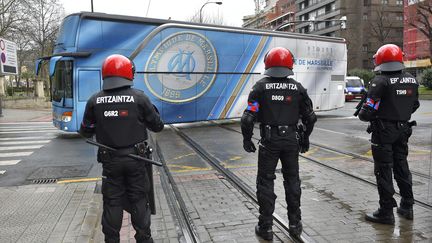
[0,108,175,243]
[0,108,52,123]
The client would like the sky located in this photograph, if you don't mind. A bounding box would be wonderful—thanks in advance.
[59,0,256,27]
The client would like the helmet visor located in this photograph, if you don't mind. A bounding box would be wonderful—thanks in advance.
[264,67,294,78]
[102,76,133,90]
[374,61,405,72]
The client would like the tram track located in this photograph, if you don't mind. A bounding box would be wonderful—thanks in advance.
[169,125,314,243]
[309,141,431,180]
[149,136,201,243]
[217,123,432,210]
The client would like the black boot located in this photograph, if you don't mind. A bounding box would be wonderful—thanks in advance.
[365,208,395,225]
[255,225,273,241]
[288,220,302,237]
[397,206,413,220]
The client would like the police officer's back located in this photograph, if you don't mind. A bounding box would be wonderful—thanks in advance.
[80,54,163,243]
[241,47,316,240]
[358,44,419,225]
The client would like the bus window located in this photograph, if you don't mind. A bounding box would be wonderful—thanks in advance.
[52,60,73,103]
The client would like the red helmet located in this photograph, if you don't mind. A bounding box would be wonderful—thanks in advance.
[373,44,405,72]
[101,54,135,90]
[264,47,294,78]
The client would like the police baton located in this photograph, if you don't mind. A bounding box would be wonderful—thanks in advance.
[85,139,163,166]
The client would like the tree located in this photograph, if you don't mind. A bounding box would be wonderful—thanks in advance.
[23,0,64,96]
[370,6,393,46]
[348,68,376,88]
[188,8,225,25]
[408,1,432,64]
[0,0,26,37]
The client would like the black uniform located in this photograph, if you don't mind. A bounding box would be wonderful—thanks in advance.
[80,87,164,243]
[241,77,316,233]
[359,71,419,214]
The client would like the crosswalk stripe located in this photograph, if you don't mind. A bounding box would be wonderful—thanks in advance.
[0,128,57,132]
[0,126,54,130]
[0,136,54,141]
[0,160,21,165]
[0,140,51,145]
[0,145,44,151]
[0,122,51,125]
[0,152,33,157]
[0,170,5,175]
[0,131,57,134]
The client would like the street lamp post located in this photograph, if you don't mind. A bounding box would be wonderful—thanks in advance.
[199,1,223,23]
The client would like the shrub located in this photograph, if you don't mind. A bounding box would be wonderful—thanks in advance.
[421,68,432,89]
[348,68,376,88]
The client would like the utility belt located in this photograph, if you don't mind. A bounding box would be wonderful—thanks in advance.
[260,124,296,140]
[367,119,417,134]
[98,141,150,162]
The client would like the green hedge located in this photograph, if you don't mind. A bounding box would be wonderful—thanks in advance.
[348,68,375,88]
[421,68,432,89]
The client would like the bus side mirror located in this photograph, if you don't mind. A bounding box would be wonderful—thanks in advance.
[35,59,42,76]
[49,56,63,77]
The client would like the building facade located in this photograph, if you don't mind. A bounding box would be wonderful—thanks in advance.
[295,0,404,71]
[243,0,405,71]
[403,0,432,76]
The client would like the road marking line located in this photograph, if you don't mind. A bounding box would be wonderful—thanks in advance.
[0,140,51,145]
[315,127,370,140]
[0,136,54,141]
[0,145,44,151]
[0,170,5,175]
[57,177,101,184]
[0,160,21,165]
[318,116,357,120]
[172,153,196,160]
[0,152,33,157]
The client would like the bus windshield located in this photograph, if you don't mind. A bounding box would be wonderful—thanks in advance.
[52,60,73,102]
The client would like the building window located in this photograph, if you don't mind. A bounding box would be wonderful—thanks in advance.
[317,7,325,16]
[381,0,388,4]
[363,14,368,20]
[396,0,403,5]
[317,22,326,30]
[362,44,369,52]
[396,14,403,21]
[364,0,370,6]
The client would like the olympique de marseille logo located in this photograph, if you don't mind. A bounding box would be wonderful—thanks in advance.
[145,31,218,103]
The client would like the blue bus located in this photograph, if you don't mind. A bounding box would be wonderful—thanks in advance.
[37,12,347,132]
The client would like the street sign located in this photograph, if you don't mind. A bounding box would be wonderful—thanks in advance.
[0,38,18,75]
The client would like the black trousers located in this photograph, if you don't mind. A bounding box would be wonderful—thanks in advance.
[371,121,414,209]
[101,157,151,243]
[257,133,301,228]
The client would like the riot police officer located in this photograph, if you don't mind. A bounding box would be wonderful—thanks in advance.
[79,54,164,243]
[241,47,316,240]
[358,44,419,225]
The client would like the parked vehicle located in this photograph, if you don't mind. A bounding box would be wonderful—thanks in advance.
[345,76,366,101]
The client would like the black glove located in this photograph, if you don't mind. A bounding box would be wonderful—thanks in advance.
[299,137,309,153]
[243,139,256,153]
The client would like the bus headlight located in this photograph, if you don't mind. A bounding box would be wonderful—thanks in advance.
[61,111,73,122]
